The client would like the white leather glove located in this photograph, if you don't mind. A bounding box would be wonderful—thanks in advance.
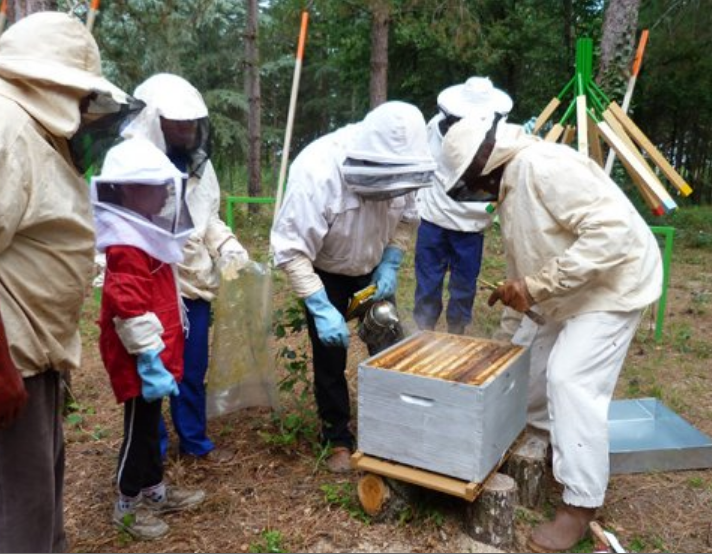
[218,248,249,281]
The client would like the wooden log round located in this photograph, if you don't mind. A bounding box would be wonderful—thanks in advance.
[503,433,549,509]
[357,473,415,522]
[463,472,518,550]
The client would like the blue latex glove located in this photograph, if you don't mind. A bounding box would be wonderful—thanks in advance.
[304,289,350,348]
[136,349,180,402]
[371,246,404,300]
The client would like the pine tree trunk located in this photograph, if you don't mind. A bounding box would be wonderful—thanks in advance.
[244,0,262,214]
[7,0,56,23]
[369,1,389,109]
[596,0,641,97]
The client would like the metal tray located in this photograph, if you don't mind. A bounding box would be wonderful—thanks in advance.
[609,398,712,474]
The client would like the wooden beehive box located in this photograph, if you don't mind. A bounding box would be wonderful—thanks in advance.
[357,330,529,482]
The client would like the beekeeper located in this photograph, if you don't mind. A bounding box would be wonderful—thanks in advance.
[271,101,436,474]
[122,73,249,463]
[414,76,512,335]
[0,12,138,552]
[438,112,662,552]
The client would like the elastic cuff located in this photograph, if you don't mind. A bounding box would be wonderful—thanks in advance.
[562,488,604,508]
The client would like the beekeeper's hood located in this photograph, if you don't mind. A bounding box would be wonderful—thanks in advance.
[437,112,538,202]
[340,101,436,200]
[0,12,143,172]
[122,73,211,177]
[92,137,194,264]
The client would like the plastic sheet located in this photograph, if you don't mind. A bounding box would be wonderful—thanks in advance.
[206,261,279,418]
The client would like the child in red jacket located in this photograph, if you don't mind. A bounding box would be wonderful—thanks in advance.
[93,137,205,540]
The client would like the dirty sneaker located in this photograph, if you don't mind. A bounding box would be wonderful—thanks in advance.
[325,446,352,474]
[113,503,169,541]
[143,486,206,515]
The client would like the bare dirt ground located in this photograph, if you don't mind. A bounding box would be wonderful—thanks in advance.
[65,220,712,553]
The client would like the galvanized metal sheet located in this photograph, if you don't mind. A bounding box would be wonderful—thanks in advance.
[609,398,712,474]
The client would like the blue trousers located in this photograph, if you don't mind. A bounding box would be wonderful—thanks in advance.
[413,219,484,331]
[159,297,214,457]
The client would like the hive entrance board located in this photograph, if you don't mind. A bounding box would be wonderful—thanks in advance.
[366,330,524,386]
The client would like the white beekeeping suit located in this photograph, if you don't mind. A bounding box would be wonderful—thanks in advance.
[122,73,248,301]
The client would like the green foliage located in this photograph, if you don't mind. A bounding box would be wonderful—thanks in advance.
[249,529,285,553]
[259,296,319,449]
[320,483,371,524]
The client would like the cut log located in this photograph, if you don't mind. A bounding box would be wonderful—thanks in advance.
[503,433,549,509]
[463,472,518,550]
[357,473,414,522]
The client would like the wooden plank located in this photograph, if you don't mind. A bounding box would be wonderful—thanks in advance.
[533,97,561,134]
[352,451,483,501]
[576,95,589,156]
[587,114,604,166]
[608,101,693,197]
[562,124,576,145]
[597,120,677,212]
[601,110,662,213]
[545,123,564,142]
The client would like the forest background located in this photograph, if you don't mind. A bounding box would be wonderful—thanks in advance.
[3,0,711,214]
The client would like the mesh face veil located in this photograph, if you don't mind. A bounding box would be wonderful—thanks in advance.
[340,159,435,200]
[69,92,145,175]
[91,138,194,264]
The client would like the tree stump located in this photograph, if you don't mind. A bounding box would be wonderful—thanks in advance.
[503,433,549,509]
[463,472,518,550]
[357,473,418,522]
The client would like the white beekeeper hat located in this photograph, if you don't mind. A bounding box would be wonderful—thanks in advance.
[437,76,512,119]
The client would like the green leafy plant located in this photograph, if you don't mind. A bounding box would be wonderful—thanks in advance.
[260,296,319,449]
[249,529,285,553]
[320,483,371,524]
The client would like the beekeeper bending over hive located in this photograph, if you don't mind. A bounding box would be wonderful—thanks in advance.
[438,110,662,553]
[271,101,436,474]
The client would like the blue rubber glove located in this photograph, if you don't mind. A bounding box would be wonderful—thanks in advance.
[304,289,350,348]
[371,246,404,300]
[136,349,180,402]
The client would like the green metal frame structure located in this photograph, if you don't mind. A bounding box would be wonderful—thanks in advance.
[225,195,275,232]
[649,226,675,343]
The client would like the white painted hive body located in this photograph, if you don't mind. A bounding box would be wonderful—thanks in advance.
[357,331,530,482]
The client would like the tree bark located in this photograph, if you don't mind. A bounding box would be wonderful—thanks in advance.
[503,433,548,509]
[6,0,56,23]
[244,0,262,214]
[596,0,641,97]
[463,472,517,550]
[369,0,389,109]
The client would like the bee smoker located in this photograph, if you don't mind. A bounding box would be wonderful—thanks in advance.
[357,300,405,355]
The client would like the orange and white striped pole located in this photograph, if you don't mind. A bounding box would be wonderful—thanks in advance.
[0,0,8,37]
[272,11,309,229]
[605,29,649,175]
[86,0,101,33]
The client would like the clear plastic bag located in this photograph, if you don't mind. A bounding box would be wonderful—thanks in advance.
[206,261,279,418]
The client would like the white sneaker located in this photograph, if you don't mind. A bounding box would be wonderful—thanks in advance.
[143,486,206,515]
[112,503,169,541]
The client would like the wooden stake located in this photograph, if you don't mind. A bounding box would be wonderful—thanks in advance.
[608,101,693,196]
[587,114,604,166]
[576,95,589,156]
[562,124,576,145]
[533,97,561,134]
[545,123,564,142]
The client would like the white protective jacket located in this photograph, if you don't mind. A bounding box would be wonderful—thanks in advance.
[416,113,493,233]
[122,74,247,302]
[487,124,662,321]
[0,13,131,376]
[271,124,419,298]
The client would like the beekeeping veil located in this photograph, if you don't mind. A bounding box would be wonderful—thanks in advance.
[0,12,143,174]
[122,73,211,177]
[340,101,436,200]
[92,137,194,264]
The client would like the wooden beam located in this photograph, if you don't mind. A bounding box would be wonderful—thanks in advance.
[587,114,604,167]
[562,125,576,145]
[608,101,693,197]
[597,120,676,213]
[545,123,564,142]
[533,97,561,134]
[576,95,589,156]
